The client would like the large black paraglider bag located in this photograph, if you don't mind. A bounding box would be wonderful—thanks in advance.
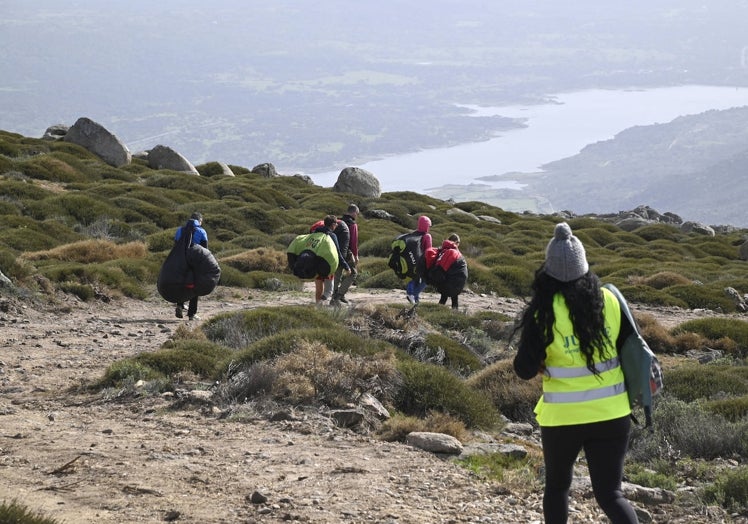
[157,230,195,303]
[186,244,221,296]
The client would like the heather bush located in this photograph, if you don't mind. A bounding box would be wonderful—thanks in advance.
[419,333,483,375]
[18,155,86,183]
[628,397,747,462]
[417,304,483,332]
[97,359,161,388]
[204,306,337,349]
[22,240,147,264]
[666,284,736,312]
[220,247,287,273]
[394,359,500,429]
[633,271,692,289]
[358,234,398,258]
[466,359,542,424]
[134,340,233,379]
[623,463,678,491]
[0,500,60,524]
[377,411,469,443]
[701,466,748,514]
[360,268,406,290]
[0,217,82,251]
[632,223,686,242]
[665,363,748,402]
[242,271,303,292]
[457,452,535,485]
[467,263,512,296]
[674,317,748,352]
[703,395,748,422]
[492,265,534,296]
[269,340,399,408]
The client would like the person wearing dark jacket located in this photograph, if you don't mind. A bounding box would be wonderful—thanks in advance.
[312,215,350,304]
[512,222,638,524]
[174,212,208,321]
[405,215,432,304]
[425,233,467,310]
[332,204,360,305]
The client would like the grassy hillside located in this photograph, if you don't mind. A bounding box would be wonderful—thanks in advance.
[1,129,748,518]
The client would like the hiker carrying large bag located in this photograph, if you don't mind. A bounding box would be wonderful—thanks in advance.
[157,214,221,312]
[424,234,468,309]
[286,230,340,280]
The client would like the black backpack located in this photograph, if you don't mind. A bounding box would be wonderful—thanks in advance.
[388,231,424,279]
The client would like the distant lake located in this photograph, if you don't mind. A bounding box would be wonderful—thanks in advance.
[308,85,748,193]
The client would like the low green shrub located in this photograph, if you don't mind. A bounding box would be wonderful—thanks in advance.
[623,463,678,490]
[466,359,542,424]
[628,397,747,462]
[377,411,469,443]
[674,318,748,353]
[417,304,483,332]
[97,359,162,388]
[456,449,530,483]
[394,359,500,429]
[0,499,60,524]
[134,340,233,379]
[219,327,392,376]
[703,395,748,422]
[420,333,483,375]
[204,306,338,349]
[58,281,95,301]
[701,466,748,515]
[666,284,736,312]
[665,364,748,402]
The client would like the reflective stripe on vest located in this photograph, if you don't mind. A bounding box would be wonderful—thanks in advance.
[544,356,621,379]
[543,382,626,404]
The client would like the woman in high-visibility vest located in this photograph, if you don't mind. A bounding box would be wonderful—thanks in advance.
[513,222,639,524]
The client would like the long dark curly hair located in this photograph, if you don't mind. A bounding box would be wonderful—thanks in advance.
[517,265,611,375]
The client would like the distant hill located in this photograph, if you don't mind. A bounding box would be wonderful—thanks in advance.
[475,106,748,226]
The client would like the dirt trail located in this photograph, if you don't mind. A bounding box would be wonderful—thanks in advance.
[0,285,728,523]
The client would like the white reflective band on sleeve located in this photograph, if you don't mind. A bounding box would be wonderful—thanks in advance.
[544,356,620,378]
[543,382,626,404]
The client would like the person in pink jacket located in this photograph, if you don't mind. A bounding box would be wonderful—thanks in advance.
[406,215,432,304]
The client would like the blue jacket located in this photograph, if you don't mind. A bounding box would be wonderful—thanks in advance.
[175,219,208,248]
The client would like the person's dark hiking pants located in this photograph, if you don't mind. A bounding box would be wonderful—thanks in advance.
[540,416,639,524]
[334,255,357,299]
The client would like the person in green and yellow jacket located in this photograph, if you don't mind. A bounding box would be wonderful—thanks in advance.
[513,222,639,524]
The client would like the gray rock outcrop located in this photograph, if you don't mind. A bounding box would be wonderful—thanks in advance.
[252,163,278,178]
[333,167,381,198]
[63,117,131,167]
[42,124,68,141]
[147,145,198,174]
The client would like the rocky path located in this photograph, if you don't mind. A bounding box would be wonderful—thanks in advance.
[0,285,734,523]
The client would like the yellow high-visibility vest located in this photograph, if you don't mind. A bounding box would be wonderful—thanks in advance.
[534,287,631,426]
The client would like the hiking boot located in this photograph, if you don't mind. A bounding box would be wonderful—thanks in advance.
[338,296,349,304]
[175,306,183,319]
[188,314,200,321]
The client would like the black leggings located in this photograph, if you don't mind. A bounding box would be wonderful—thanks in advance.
[540,416,638,524]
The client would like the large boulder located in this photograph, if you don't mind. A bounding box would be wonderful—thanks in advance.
[252,162,278,178]
[333,167,381,198]
[63,117,131,167]
[680,221,715,236]
[147,145,198,174]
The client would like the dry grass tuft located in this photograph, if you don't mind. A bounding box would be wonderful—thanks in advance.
[22,239,147,263]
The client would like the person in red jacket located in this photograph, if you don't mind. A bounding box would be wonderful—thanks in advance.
[424,233,468,310]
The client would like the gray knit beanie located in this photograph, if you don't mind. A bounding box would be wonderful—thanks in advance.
[544,222,589,282]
